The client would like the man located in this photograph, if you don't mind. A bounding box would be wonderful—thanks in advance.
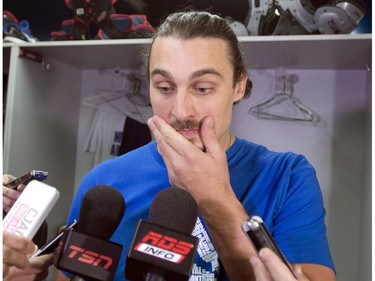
[57,10,336,281]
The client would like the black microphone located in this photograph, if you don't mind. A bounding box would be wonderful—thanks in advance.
[54,185,126,281]
[125,187,199,281]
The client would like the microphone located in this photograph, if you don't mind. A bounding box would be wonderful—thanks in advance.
[125,187,199,281]
[54,185,125,281]
[3,180,60,239]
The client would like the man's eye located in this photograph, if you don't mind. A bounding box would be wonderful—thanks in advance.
[158,86,173,94]
[196,88,212,95]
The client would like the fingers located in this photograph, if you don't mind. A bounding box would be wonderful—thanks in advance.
[2,187,20,201]
[147,115,196,157]
[29,253,54,270]
[147,115,230,201]
[3,245,31,270]
[3,174,16,185]
[3,188,20,212]
[3,174,27,192]
[147,115,223,157]
[3,232,37,270]
[3,253,54,281]
[199,117,222,156]
[3,232,37,254]
[3,265,10,278]
[3,174,23,213]
[258,248,297,281]
[250,255,272,281]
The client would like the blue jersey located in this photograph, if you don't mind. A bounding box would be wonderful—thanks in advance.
[66,138,335,280]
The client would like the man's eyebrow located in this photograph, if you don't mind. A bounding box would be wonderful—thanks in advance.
[151,68,224,82]
[150,69,173,81]
[190,68,224,80]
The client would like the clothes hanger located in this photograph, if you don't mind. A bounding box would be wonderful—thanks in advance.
[82,87,128,116]
[124,74,151,107]
[248,68,320,122]
[82,71,152,122]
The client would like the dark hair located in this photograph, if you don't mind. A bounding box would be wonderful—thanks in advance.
[141,10,252,100]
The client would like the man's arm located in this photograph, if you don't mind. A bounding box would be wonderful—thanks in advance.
[199,192,257,280]
[147,115,336,281]
[148,116,258,280]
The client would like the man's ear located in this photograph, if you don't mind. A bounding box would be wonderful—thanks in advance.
[233,72,248,103]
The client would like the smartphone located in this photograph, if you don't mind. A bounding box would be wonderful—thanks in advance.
[242,216,296,277]
[30,220,77,258]
[5,170,48,190]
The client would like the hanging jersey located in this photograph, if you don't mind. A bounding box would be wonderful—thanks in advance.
[84,109,126,166]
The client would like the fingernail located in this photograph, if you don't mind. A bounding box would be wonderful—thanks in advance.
[250,256,259,266]
[295,264,303,275]
[207,117,213,128]
[259,247,270,258]
[29,244,38,254]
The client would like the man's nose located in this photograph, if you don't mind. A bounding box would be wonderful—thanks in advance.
[171,90,195,120]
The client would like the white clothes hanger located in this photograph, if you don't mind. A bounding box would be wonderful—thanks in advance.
[82,71,153,123]
[83,88,128,116]
[249,68,320,123]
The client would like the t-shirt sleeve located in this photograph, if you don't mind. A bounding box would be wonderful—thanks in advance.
[272,154,335,271]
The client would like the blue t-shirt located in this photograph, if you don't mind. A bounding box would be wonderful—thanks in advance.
[66,138,335,280]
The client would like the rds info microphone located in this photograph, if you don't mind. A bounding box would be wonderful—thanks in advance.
[3,180,60,239]
[125,187,199,281]
[54,185,125,281]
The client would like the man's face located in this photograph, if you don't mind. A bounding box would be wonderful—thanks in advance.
[149,37,245,150]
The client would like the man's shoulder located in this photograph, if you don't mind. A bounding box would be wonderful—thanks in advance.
[235,138,302,160]
[233,138,311,174]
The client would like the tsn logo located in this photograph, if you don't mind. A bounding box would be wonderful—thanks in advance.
[134,231,194,263]
[67,245,113,269]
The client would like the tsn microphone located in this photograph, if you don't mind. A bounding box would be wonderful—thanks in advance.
[54,185,125,281]
[3,180,60,239]
[125,187,199,281]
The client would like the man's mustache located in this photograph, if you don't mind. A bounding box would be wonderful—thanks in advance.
[170,119,202,131]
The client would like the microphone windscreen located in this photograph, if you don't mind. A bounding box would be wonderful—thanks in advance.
[149,187,198,234]
[78,185,125,239]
